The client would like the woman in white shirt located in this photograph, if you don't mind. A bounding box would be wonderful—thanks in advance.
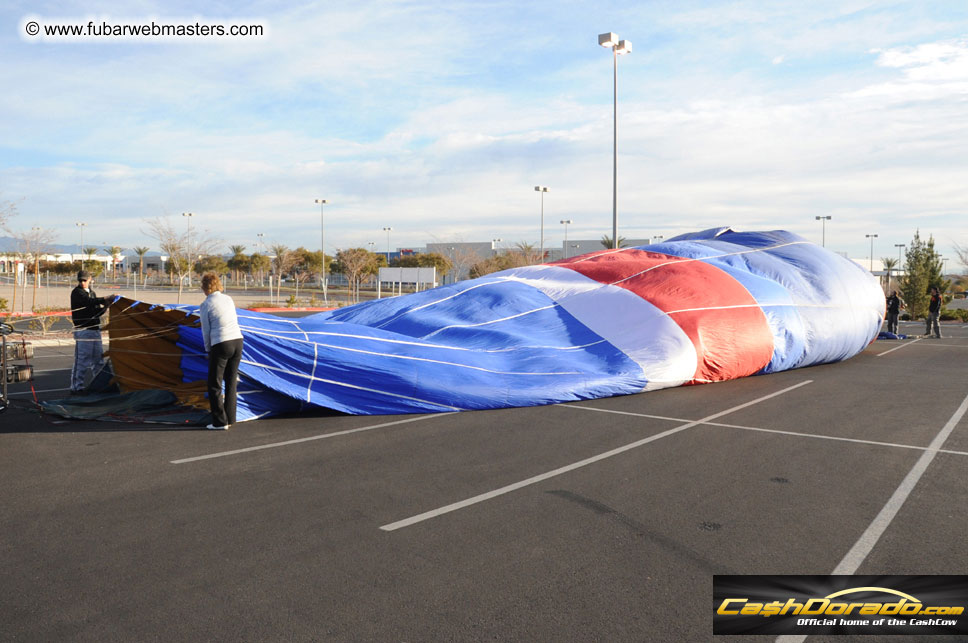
[199,273,244,430]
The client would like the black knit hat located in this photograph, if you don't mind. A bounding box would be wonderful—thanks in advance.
[77,270,91,281]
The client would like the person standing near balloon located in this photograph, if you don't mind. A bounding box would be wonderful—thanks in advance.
[199,273,244,430]
[70,270,110,394]
[925,286,942,339]
[885,290,903,335]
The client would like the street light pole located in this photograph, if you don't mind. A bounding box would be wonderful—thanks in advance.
[865,233,878,272]
[257,233,265,287]
[182,212,193,287]
[815,215,831,247]
[534,186,549,262]
[895,244,905,285]
[599,32,631,250]
[75,222,86,262]
[315,199,329,303]
[560,219,572,258]
[383,227,393,264]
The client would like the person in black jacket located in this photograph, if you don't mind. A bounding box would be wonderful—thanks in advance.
[885,291,903,334]
[70,270,110,393]
[925,286,942,339]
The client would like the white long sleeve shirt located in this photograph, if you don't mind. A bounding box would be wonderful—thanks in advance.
[199,291,243,351]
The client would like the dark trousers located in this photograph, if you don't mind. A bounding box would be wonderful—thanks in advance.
[886,312,899,334]
[208,338,243,426]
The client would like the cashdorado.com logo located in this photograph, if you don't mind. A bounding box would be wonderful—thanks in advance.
[713,575,968,636]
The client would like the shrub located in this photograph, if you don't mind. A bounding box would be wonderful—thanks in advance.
[29,307,70,335]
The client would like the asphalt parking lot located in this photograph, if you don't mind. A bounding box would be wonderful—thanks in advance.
[2,319,967,642]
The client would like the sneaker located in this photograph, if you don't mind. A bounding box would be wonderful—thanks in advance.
[205,424,229,430]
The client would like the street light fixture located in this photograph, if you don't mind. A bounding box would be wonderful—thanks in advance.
[599,32,631,250]
[652,235,663,243]
[534,186,549,263]
[75,222,86,261]
[865,233,878,272]
[182,212,194,287]
[560,219,572,258]
[315,199,329,303]
[815,215,832,247]
[383,227,393,264]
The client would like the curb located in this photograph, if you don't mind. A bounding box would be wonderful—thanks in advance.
[3,311,72,318]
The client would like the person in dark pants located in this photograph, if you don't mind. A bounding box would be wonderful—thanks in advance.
[70,270,111,394]
[885,290,903,335]
[199,273,243,430]
[925,286,942,339]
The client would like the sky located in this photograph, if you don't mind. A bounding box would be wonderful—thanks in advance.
[2,0,967,268]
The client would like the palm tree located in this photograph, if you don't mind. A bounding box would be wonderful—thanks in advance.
[227,244,247,285]
[250,252,271,288]
[105,246,123,281]
[881,257,898,290]
[600,234,627,249]
[133,246,150,283]
[513,241,543,266]
[82,246,99,274]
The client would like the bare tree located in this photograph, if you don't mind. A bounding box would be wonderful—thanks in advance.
[335,248,378,303]
[270,244,296,303]
[0,194,17,231]
[446,246,483,283]
[954,243,968,277]
[144,216,219,303]
[9,226,55,312]
[291,248,321,301]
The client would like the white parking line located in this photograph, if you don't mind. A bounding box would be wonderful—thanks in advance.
[832,389,968,573]
[568,405,968,457]
[7,387,69,396]
[170,413,455,464]
[380,380,812,531]
[776,389,968,643]
[875,338,920,357]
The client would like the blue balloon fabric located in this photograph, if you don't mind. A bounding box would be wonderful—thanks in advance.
[132,227,884,420]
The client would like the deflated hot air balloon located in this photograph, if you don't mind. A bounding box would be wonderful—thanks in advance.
[103,227,884,420]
